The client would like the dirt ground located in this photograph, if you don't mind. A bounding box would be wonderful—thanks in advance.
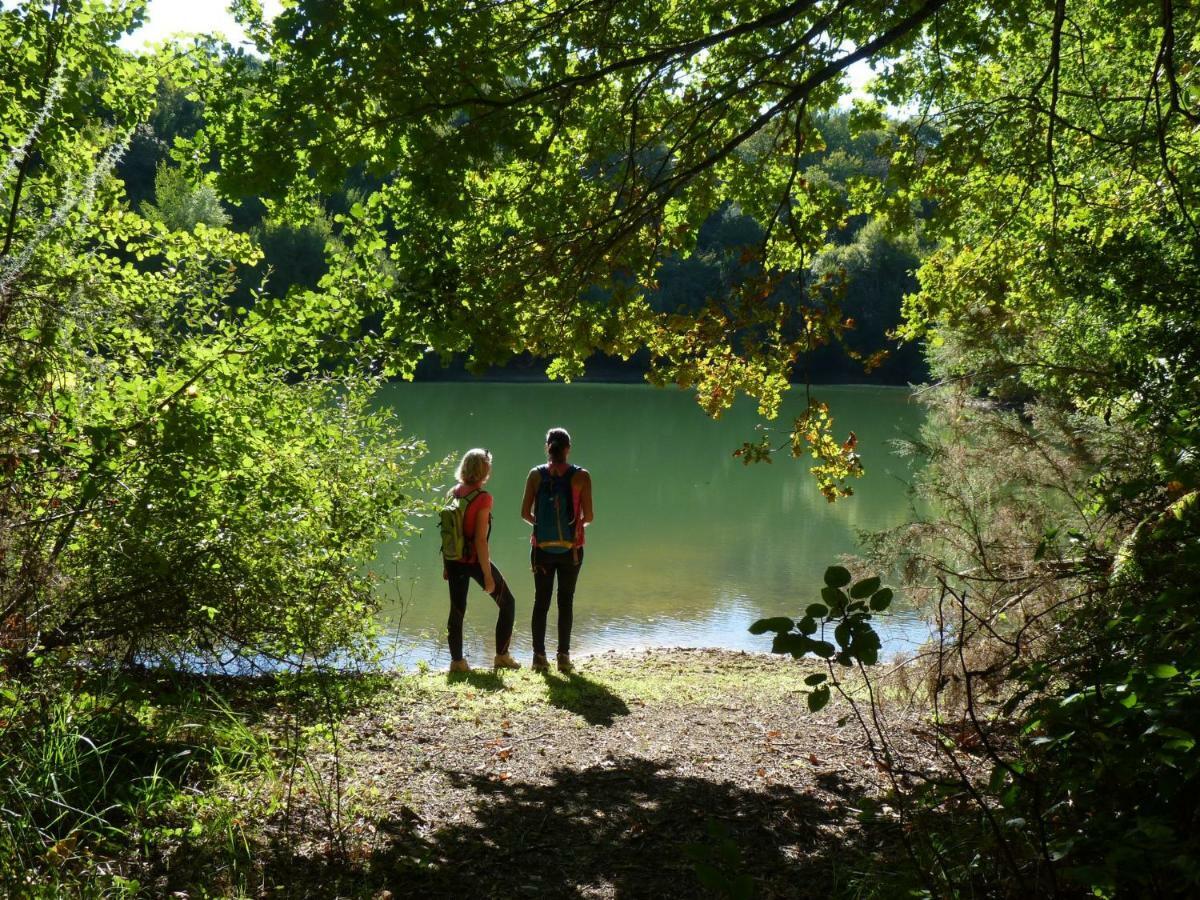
[268,649,926,899]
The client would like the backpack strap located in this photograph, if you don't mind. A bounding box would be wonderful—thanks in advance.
[461,488,486,549]
[541,463,577,481]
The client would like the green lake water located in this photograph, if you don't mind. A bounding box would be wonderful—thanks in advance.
[373,383,928,668]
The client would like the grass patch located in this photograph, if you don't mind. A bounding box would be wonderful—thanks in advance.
[0,668,279,897]
[389,650,818,727]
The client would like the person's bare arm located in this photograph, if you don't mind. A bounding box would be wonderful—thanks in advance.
[520,469,538,526]
[474,504,496,594]
[578,470,594,526]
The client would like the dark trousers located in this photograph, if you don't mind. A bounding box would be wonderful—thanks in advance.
[531,547,584,656]
[445,559,516,661]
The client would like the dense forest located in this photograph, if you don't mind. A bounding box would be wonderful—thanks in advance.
[2,0,1198,896]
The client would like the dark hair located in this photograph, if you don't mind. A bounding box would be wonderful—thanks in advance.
[545,427,571,463]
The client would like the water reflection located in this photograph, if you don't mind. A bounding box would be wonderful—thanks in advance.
[373,383,928,669]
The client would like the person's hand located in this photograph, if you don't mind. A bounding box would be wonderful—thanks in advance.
[484,573,497,595]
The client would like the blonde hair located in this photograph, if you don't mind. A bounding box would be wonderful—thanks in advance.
[455,448,492,485]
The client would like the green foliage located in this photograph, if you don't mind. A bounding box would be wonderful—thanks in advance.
[118,72,206,209]
[1,0,436,669]
[55,372,433,663]
[250,213,335,299]
[193,0,953,491]
[139,162,230,231]
[809,218,924,381]
[1006,493,1200,894]
[4,0,1199,893]
[855,0,1200,892]
[751,565,893,705]
[0,5,438,889]
[790,401,865,502]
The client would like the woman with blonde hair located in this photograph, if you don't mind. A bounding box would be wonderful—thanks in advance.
[442,448,521,672]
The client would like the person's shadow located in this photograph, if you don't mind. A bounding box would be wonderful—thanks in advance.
[539,670,630,727]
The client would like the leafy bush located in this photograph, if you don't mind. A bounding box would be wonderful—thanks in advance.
[1007,492,1200,894]
[0,4,435,668]
[47,372,434,666]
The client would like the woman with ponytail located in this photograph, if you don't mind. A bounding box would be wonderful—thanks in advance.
[520,427,593,673]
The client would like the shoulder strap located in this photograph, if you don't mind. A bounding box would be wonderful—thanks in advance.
[460,487,482,505]
[542,463,576,482]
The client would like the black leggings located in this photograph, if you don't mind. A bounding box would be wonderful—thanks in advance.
[445,560,516,661]
[531,547,584,656]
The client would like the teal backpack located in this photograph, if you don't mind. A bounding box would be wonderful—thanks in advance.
[439,488,481,560]
[533,464,578,551]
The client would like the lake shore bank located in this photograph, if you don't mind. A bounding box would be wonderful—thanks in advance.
[178,648,928,898]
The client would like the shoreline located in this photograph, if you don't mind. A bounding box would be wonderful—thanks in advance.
[397,376,922,390]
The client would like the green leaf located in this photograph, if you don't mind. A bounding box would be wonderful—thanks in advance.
[805,603,829,618]
[1000,783,1022,808]
[834,620,851,649]
[988,764,1009,793]
[824,565,852,588]
[749,617,794,635]
[849,576,881,599]
[1148,663,1180,679]
[821,585,848,612]
[1158,727,1195,752]
[771,633,808,658]
[869,588,894,611]
[804,673,827,686]
[813,641,836,659]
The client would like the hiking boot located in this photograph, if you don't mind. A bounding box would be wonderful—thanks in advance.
[531,653,550,672]
[493,653,522,670]
[449,658,470,674]
[556,652,575,674]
